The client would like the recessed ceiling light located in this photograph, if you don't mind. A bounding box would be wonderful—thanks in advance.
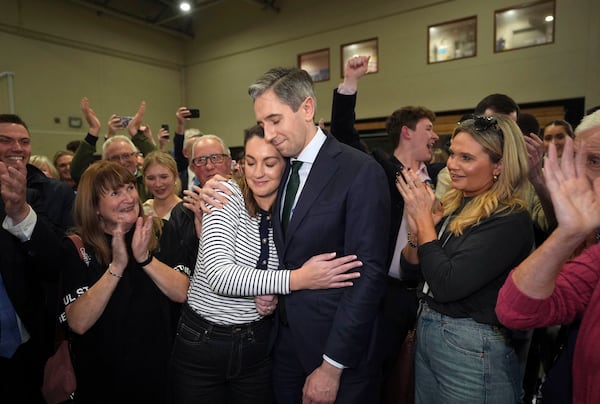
[180,1,192,12]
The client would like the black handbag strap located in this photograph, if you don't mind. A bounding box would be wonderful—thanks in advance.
[54,234,89,345]
[67,234,90,267]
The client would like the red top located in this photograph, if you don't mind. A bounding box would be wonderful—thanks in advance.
[496,243,600,404]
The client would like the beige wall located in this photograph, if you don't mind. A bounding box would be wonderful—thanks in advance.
[0,0,598,155]
[0,0,185,157]
[185,0,600,148]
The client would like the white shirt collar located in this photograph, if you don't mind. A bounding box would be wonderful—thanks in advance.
[293,127,327,165]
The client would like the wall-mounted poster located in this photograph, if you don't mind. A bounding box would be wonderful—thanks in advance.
[495,1,555,52]
[340,38,378,77]
[298,48,330,82]
[428,16,477,64]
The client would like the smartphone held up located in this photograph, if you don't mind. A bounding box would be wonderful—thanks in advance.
[160,124,170,140]
[118,116,133,128]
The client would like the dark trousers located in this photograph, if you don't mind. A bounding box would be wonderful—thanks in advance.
[272,323,382,404]
[0,339,46,403]
[381,278,418,372]
[381,277,419,403]
[168,303,274,404]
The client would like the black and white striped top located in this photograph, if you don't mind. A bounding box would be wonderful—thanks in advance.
[187,180,290,325]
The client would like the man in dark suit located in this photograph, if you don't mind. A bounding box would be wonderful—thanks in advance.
[0,156,62,402]
[249,67,391,403]
[330,56,442,400]
[0,114,74,235]
[0,114,71,401]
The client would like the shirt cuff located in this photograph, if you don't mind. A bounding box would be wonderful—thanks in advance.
[85,133,98,146]
[323,354,346,369]
[2,206,37,241]
[336,84,357,96]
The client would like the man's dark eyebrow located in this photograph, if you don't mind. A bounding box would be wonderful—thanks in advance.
[257,113,282,126]
[0,134,28,139]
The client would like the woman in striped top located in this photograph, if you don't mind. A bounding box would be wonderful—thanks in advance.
[168,126,362,404]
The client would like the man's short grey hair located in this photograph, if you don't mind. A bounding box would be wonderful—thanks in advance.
[102,135,137,159]
[248,67,317,112]
[183,132,205,156]
[190,134,231,162]
[575,109,600,136]
[184,128,204,139]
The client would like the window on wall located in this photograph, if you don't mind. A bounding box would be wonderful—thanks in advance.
[494,0,555,52]
[340,38,378,77]
[298,48,330,83]
[428,16,477,64]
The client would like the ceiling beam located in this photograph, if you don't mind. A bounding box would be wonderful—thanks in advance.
[155,0,224,25]
[69,0,195,39]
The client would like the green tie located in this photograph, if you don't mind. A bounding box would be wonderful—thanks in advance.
[282,161,303,233]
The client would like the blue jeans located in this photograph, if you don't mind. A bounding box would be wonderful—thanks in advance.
[168,303,274,404]
[415,303,521,404]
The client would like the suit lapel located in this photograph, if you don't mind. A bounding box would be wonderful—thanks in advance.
[272,161,290,255]
[283,135,341,253]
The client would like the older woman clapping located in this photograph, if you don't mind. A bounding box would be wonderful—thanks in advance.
[61,160,189,403]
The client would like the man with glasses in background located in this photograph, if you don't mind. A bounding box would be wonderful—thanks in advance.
[71,97,156,201]
[162,134,233,273]
[187,135,232,188]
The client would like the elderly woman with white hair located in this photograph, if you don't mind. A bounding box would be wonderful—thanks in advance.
[496,110,600,404]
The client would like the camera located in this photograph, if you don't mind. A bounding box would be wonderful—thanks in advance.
[118,116,133,128]
[188,109,200,119]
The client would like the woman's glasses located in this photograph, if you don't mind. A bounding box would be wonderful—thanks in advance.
[461,115,504,141]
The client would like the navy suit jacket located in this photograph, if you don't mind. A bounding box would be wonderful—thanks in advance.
[26,164,74,235]
[0,199,62,362]
[273,133,390,371]
[331,89,444,270]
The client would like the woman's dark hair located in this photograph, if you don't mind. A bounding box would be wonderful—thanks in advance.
[474,93,520,117]
[0,114,29,131]
[539,120,574,139]
[73,160,159,266]
[237,125,266,217]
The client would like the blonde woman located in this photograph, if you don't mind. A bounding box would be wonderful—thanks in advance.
[397,115,535,403]
[30,154,59,179]
[142,151,182,220]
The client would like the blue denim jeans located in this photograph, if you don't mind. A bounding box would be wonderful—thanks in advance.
[168,303,274,404]
[415,303,521,404]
